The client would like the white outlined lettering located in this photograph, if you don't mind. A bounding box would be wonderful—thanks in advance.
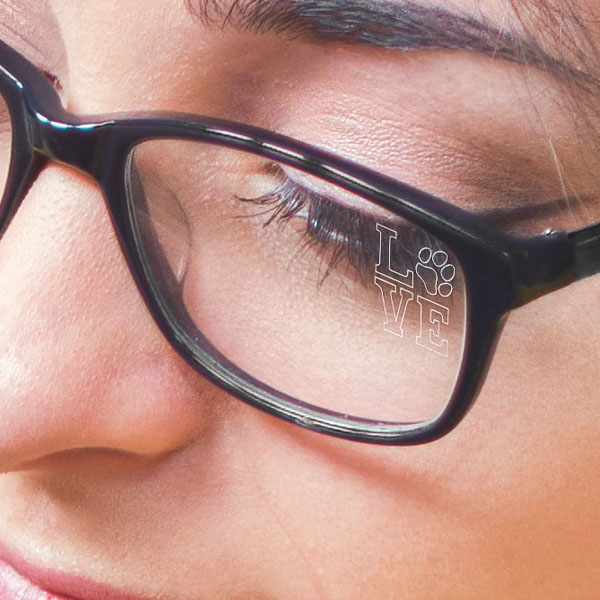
[374,223,455,357]
[416,296,450,357]
[374,276,414,337]
[375,223,414,288]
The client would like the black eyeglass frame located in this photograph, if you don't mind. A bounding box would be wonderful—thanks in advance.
[1,39,598,445]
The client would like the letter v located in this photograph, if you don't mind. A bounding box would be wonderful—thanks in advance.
[374,276,414,337]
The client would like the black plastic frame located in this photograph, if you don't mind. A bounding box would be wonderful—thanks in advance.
[1,39,597,445]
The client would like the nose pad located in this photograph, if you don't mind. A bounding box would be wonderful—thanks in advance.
[0,164,214,472]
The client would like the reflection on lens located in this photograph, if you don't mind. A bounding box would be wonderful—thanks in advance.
[0,91,12,206]
[126,140,467,424]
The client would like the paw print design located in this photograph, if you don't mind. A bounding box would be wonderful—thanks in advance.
[415,247,455,298]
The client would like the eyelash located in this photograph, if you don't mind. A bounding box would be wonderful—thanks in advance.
[237,173,375,284]
[237,167,434,285]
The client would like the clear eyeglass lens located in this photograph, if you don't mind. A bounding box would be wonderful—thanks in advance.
[126,140,467,424]
[0,91,12,205]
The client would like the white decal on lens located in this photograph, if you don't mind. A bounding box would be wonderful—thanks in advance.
[374,225,454,358]
[375,224,414,288]
[416,296,450,357]
[415,247,455,298]
[374,276,414,337]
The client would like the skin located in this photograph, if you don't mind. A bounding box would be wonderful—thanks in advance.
[0,0,599,598]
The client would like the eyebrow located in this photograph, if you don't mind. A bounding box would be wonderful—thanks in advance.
[186,0,590,84]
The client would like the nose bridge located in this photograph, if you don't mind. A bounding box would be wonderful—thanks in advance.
[0,93,117,241]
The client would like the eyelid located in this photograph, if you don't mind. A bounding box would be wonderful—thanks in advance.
[279,164,393,219]
[280,171,370,228]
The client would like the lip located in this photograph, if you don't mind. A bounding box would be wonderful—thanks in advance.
[0,557,73,600]
[0,543,147,600]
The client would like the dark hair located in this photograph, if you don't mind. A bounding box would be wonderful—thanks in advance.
[508,0,600,90]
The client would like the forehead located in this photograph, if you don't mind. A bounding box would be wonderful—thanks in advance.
[5,0,597,89]
[2,0,597,64]
[2,0,600,130]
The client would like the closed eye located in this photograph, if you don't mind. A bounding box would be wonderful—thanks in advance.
[236,163,439,286]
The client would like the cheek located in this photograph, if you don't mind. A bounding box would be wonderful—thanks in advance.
[231,408,597,598]
[235,277,600,595]
[480,275,600,439]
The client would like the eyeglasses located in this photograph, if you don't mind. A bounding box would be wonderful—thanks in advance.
[0,39,598,445]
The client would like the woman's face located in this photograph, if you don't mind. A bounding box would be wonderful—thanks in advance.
[0,1,599,598]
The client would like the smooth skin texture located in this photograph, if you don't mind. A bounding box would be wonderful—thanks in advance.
[0,0,599,598]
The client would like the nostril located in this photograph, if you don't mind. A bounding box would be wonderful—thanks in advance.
[18,447,159,477]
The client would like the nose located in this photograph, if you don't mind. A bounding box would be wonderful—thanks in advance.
[0,163,212,472]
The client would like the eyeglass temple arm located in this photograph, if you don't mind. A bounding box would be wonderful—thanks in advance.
[510,224,596,308]
[568,222,600,281]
